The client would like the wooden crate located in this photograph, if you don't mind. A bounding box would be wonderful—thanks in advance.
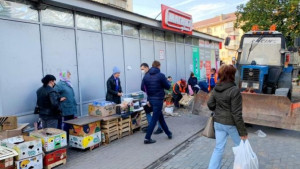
[44,159,66,169]
[118,117,132,138]
[140,111,148,128]
[101,116,120,144]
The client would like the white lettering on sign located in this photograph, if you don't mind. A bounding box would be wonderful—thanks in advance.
[165,9,192,32]
[243,37,281,44]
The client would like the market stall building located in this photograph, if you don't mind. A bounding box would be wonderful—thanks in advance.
[0,0,222,124]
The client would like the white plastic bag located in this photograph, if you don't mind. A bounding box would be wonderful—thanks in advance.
[233,140,259,169]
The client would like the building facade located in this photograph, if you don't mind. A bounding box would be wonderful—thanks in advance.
[193,13,244,64]
[0,0,221,124]
[91,0,133,11]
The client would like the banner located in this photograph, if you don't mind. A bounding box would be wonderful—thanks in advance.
[192,47,200,79]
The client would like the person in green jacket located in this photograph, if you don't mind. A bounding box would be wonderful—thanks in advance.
[55,71,77,133]
[165,76,174,95]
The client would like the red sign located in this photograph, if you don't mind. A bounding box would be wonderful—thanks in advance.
[161,4,193,35]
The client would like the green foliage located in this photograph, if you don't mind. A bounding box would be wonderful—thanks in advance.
[235,0,300,46]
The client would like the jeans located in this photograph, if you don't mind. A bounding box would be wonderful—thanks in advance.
[208,122,241,169]
[41,118,58,129]
[145,100,171,140]
[173,94,183,108]
[146,113,162,130]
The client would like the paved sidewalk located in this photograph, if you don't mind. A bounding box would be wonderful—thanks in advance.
[156,125,300,169]
[57,113,208,169]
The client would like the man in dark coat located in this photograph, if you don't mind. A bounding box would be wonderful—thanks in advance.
[141,61,172,144]
[106,66,123,104]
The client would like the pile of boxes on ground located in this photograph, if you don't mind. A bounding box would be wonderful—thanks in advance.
[0,116,67,169]
[0,93,149,169]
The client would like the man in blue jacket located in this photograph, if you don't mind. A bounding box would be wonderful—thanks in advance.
[141,61,172,144]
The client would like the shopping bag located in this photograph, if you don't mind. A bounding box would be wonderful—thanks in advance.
[202,115,215,139]
[233,140,259,169]
[188,85,194,95]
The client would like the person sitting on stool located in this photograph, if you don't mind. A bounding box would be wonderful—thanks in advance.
[172,79,189,108]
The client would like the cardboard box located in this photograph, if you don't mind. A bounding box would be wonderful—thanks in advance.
[0,123,29,140]
[30,128,67,152]
[69,121,101,137]
[44,148,67,166]
[179,94,194,106]
[15,154,43,169]
[1,136,43,160]
[0,146,18,169]
[69,132,101,149]
[0,116,17,131]
[88,104,116,118]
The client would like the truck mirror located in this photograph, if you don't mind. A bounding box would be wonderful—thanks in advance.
[224,37,231,46]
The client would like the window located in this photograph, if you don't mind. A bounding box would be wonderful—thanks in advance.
[192,38,199,46]
[0,0,38,21]
[123,23,138,37]
[165,32,175,42]
[76,13,100,31]
[207,28,212,34]
[154,30,164,41]
[102,18,122,35]
[185,36,192,45]
[140,28,153,40]
[176,34,184,43]
[42,6,74,27]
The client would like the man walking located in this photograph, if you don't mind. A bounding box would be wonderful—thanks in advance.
[140,63,163,134]
[141,61,172,144]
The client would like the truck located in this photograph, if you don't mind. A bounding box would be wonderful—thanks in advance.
[193,26,300,131]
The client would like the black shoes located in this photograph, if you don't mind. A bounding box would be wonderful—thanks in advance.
[144,139,156,144]
[153,128,163,135]
[168,132,173,139]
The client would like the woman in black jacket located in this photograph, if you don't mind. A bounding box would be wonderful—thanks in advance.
[207,65,248,169]
[106,66,123,104]
[36,75,65,128]
[188,72,198,94]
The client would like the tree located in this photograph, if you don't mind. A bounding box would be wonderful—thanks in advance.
[235,0,300,47]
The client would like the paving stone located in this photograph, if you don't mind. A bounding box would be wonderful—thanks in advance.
[155,125,300,169]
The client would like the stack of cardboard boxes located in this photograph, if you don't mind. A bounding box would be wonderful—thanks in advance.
[1,136,43,169]
[30,128,67,168]
[66,116,102,150]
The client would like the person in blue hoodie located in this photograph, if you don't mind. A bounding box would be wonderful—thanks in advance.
[141,61,172,144]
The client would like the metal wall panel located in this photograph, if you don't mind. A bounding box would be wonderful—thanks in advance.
[42,26,79,104]
[0,20,42,115]
[166,43,176,81]
[77,30,105,103]
[185,45,193,80]
[102,34,125,93]
[154,41,167,74]
[141,40,154,66]
[124,37,141,93]
[176,44,185,81]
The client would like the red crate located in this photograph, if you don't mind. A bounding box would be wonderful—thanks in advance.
[43,148,67,166]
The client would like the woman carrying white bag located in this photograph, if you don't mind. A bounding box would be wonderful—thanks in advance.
[207,65,248,169]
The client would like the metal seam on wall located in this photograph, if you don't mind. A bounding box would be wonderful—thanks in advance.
[73,11,83,117]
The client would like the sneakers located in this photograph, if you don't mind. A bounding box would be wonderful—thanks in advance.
[144,139,156,144]
[153,128,163,135]
[168,132,173,139]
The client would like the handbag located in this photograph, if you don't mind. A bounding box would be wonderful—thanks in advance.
[202,113,215,139]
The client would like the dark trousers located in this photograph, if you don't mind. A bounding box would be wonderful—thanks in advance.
[173,94,183,108]
[58,115,75,135]
[145,100,171,140]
